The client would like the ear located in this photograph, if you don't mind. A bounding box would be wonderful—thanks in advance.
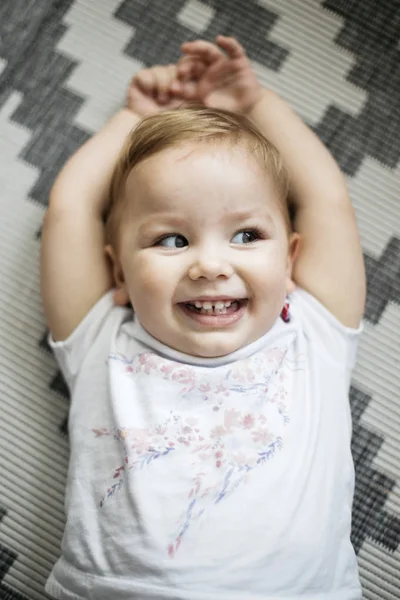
[286,233,301,294]
[105,245,131,307]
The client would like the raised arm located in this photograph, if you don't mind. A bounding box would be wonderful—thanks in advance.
[179,36,366,328]
[40,108,140,342]
[41,64,182,341]
[248,90,366,328]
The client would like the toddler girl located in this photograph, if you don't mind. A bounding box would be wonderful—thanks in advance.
[41,35,366,599]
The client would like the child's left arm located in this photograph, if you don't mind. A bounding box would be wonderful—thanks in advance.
[248,89,366,329]
[179,37,366,329]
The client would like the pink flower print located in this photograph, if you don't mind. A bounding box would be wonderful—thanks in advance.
[188,472,206,498]
[215,450,224,468]
[138,353,160,375]
[171,367,197,394]
[215,384,230,396]
[160,363,175,377]
[172,368,195,385]
[210,425,227,438]
[233,452,257,467]
[265,348,285,363]
[242,413,255,429]
[231,361,256,382]
[252,427,273,445]
[199,383,211,393]
[224,408,241,430]
[155,425,167,435]
[177,436,190,446]
[113,465,125,479]
[231,366,246,381]
[270,392,279,404]
[198,452,210,461]
[244,367,255,382]
[131,434,151,455]
[92,428,110,437]
[277,386,288,401]
[131,428,148,442]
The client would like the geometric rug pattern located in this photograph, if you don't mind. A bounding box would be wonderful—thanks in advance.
[0,1,399,598]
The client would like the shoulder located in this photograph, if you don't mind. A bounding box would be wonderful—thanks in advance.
[290,286,364,369]
[48,289,131,390]
[292,199,366,330]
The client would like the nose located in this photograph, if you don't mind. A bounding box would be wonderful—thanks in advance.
[188,249,234,281]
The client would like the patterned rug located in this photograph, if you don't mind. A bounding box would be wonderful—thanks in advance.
[0,1,399,598]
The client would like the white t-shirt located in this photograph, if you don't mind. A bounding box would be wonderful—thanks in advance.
[45,287,363,600]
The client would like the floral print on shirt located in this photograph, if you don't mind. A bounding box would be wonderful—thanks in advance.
[94,341,300,557]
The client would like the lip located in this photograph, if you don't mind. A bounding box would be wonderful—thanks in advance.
[177,300,247,328]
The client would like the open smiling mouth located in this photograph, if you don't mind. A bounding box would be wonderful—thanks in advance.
[177,299,248,326]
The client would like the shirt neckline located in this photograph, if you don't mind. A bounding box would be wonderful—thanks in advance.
[126,315,291,367]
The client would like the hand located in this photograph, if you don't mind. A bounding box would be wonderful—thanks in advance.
[126,64,187,116]
[172,35,263,114]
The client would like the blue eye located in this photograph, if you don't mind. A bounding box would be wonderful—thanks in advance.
[231,230,261,244]
[158,234,188,248]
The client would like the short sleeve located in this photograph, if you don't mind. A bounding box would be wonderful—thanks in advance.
[290,287,364,370]
[48,289,116,391]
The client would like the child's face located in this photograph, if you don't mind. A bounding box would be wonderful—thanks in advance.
[113,144,299,358]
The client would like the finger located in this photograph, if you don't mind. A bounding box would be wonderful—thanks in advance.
[192,59,207,80]
[134,69,156,95]
[177,56,194,81]
[165,64,183,96]
[170,79,182,94]
[177,57,206,83]
[180,80,198,101]
[181,40,224,64]
[215,35,246,59]
[153,65,175,103]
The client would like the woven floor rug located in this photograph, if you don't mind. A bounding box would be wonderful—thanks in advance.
[1,1,399,598]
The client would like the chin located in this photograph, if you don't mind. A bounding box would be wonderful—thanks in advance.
[186,334,244,359]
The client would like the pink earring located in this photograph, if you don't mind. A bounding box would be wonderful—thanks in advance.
[280,298,290,323]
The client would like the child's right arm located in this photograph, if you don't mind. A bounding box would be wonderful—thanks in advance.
[40,108,141,342]
[41,64,182,342]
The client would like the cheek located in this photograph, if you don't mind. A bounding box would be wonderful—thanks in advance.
[127,254,180,303]
[242,247,287,289]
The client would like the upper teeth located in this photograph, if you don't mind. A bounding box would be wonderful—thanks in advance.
[193,300,233,309]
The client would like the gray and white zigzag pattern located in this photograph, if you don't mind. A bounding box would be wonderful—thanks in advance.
[0,1,399,598]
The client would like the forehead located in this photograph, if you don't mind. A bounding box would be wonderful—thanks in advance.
[124,144,278,218]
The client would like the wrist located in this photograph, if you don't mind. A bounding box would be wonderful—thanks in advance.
[245,88,269,119]
[121,106,143,122]
[241,85,265,117]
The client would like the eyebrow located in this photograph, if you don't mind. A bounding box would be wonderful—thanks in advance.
[138,209,275,235]
[222,209,275,225]
[138,214,189,235]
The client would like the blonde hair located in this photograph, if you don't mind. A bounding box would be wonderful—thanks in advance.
[105,106,290,252]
